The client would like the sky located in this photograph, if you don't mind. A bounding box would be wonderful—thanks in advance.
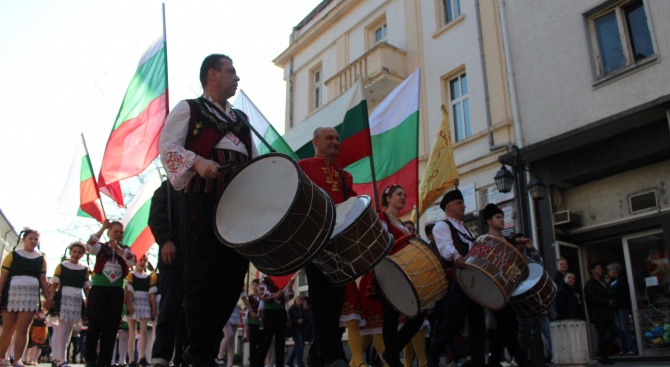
[0,0,320,271]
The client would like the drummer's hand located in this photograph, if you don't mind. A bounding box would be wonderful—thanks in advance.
[161,241,177,265]
[193,157,220,179]
[455,256,466,269]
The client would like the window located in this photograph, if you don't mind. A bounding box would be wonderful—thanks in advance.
[442,0,461,24]
[366,15,388,49]
[590,0,654,77]
[311,66,322,111]
[374,23,387,43]
[449,73,471,141]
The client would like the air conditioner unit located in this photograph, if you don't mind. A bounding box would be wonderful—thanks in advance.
[553,210,582,227]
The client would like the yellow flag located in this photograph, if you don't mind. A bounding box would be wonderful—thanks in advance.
[418,104,459,216]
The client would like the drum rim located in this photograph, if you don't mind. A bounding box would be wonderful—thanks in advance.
[323,230,394,287]
[476,234,529,264]
[511,261,545,296]
[330,195,371,240]
[213,152,304,247]
[455,261,509,310]
[374,256,422,318]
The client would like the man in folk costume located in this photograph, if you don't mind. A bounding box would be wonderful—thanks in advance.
[160,53,258,367]
[86,220,137,367]
[427,190,486,367]
[482,204,529,367]
[298,127,357,367]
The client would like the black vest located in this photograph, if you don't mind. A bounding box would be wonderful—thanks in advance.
[443,219,474,257]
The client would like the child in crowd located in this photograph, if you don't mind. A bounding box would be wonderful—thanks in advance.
[48,241,91,367]
[125,255,157,367]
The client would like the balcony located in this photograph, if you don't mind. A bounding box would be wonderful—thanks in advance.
[325,42,407,107]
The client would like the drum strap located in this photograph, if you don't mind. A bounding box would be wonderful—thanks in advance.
[338,169,350,200]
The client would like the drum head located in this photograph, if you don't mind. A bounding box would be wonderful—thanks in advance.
[374,258,420,317]
[511,262,544,297]
[331,196,370,239]
[456,264,507,310]
[215,155,299,245]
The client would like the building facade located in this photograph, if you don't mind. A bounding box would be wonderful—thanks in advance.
[502,0,670,357]
[274,0,520,238]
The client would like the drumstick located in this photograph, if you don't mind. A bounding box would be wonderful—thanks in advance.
[217,159,239,172]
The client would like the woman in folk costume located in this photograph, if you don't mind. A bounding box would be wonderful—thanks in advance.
[341,282,365,367]
[376,185,426,367]
[48,241,91,367]
[125,254,158,367]
[0,228,51,367]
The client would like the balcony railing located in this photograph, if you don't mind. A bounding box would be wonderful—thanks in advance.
[325,42,407,102]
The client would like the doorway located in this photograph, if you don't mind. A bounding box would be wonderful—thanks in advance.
[623,230,669,356]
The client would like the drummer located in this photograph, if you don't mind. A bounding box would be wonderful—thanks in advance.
[482,204,529,367]
[298,127,356,367]
[511,232,552,363]
[159,53,258,367]
[426,189,486,367]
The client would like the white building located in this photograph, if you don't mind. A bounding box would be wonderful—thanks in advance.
[274,0,519,242]
[502,0,670,357]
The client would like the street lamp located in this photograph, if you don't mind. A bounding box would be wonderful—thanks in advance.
[494,160,546,200]
[493,147,547,241]
[494,165,515,193]
[527,175,547,201]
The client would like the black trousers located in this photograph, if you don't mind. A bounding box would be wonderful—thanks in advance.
[254,308,288,367]
[381,299,425,366]
[152,265,185,364]
[305,263,346,367]
[247,324,260,366]
[427,280,486,367]
[181,191,249,365]
[85,286,125,367]
[489,306,527,367]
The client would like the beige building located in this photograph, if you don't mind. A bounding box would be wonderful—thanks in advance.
[274,0,520,236]
[502,0,670,358]
[0,209,18,262]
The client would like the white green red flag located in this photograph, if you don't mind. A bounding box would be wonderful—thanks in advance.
[347,69,421,216]
[98,19,168,207]
[233,90,298,159]
[56,134,105,223]
[284,81,372,168]
[122,174,161,257]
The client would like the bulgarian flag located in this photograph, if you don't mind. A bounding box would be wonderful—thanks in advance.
[122,174,162,258]
[98,17,169,207]
[284,81,372,168]
[347,69,421,216]
[233,90,298,159]
[56,134,106,223]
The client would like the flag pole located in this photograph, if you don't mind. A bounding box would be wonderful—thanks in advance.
[81,133,107,221]
[162,3,169,115]
[357,78,380,212]
[414,70,421,228]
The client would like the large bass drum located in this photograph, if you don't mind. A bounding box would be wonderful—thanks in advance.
[455,235,529,310]
[509,262,557,317]
[374,235,448,317]
[312,196,393,286]
[214,153,335,275]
